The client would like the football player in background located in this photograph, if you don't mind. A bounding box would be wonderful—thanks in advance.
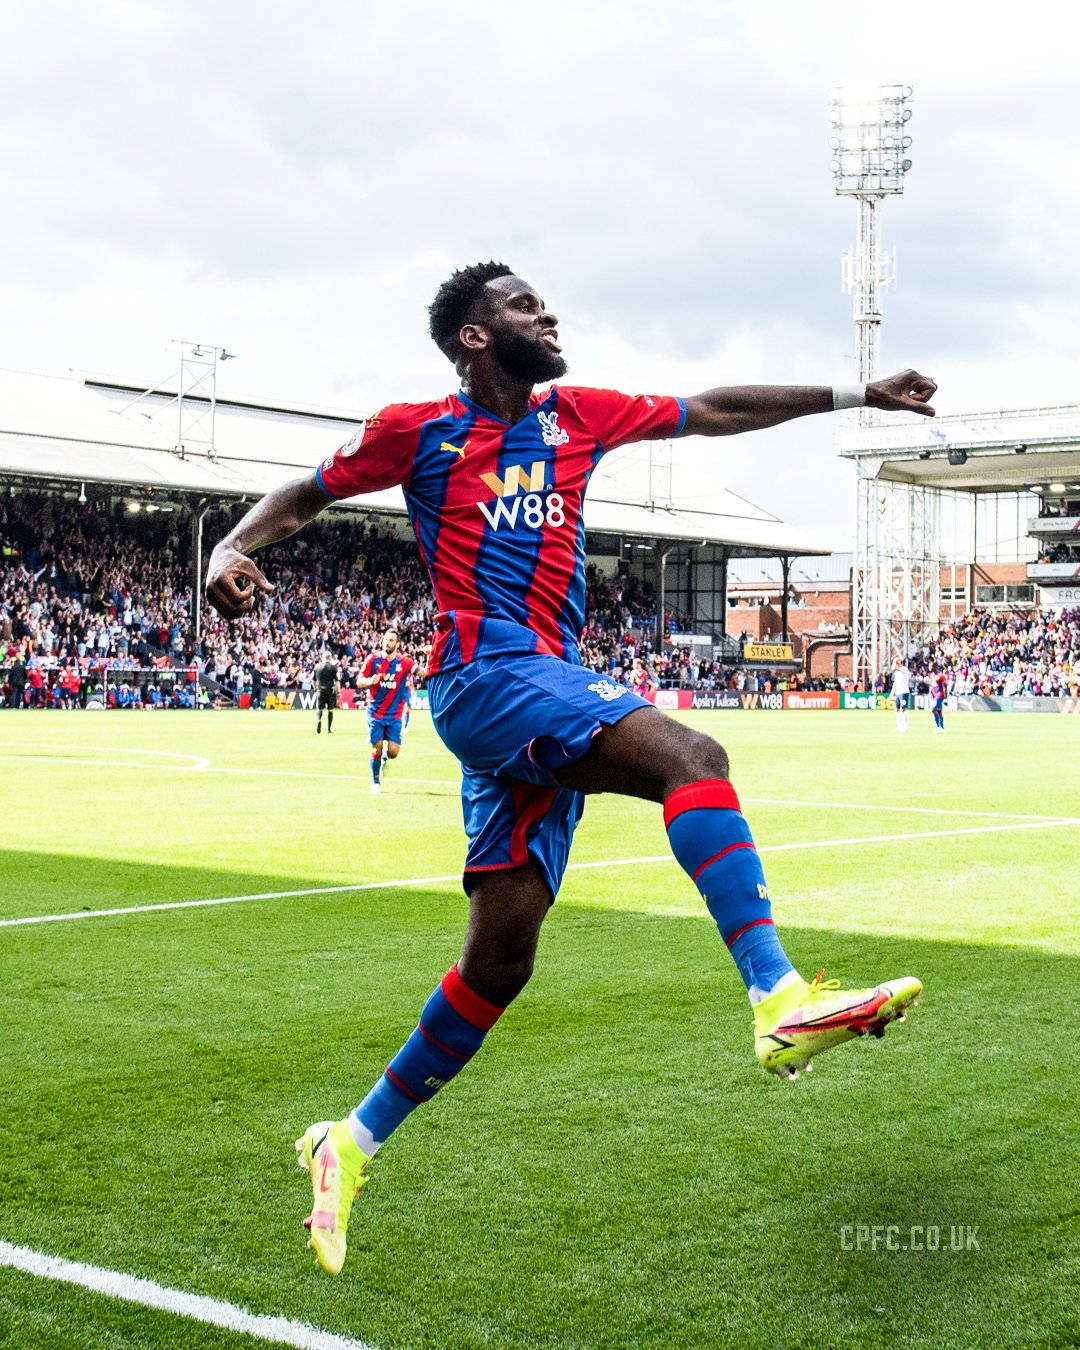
[891,656,912,732]
[931,666,948,733]
[356,629,415,792]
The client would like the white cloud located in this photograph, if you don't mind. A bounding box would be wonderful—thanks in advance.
[1,1,1077,536]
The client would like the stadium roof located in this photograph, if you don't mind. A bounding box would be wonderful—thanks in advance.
[839,403,1080,493]
[0,368,831,557]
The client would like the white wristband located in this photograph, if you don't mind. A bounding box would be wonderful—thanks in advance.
[832,383,867,410]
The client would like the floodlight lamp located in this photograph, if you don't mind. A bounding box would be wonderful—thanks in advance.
[902,159,913,172]
[947,449,968,466]
[78,482,86,504]
[1049,482,1066,492]
[126,501,142,513]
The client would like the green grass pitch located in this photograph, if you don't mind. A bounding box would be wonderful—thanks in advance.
[1,708,1077,1349]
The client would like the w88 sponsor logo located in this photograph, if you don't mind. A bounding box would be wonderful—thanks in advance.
[478,491,565,532]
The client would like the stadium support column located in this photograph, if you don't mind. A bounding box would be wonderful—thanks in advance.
[191,498,209,641]
[717,547,730,637]
[780,556,791,641]
[853,468,942,682]
[655,544,671,660]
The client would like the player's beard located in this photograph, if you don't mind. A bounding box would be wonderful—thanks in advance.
[492,328,568,384]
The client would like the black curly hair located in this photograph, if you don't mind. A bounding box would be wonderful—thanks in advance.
[428,261,513,365]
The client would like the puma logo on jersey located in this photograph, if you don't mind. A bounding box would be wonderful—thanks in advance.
[440,439,470,460]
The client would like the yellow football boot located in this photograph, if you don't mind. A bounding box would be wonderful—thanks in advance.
[295,1119,372,1275]
[754,971,922,1079]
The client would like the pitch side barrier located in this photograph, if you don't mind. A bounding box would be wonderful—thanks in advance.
[646,689,1079,714]
[221,686,1078,714]
[261,688,432,712]
[838,692,1079,714]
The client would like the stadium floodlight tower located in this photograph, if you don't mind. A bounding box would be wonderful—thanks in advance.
[829,85,932,685]
[173,340,236,461]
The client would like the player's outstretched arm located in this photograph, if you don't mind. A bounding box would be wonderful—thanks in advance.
[206,473,329,620]
[680,369,936,437]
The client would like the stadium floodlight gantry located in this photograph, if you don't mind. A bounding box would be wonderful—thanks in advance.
[828,83,914,431]
[838,405,1080,681]
[828,83,918,684]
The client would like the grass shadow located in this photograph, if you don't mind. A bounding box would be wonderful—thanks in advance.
[0,853,1075,1350]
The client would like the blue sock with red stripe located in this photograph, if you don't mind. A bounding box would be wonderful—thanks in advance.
[348,964,504,1154]
[664,778,795,996]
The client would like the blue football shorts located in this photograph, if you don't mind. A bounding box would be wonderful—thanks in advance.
[368,712,404,745]
[428,654,651,900]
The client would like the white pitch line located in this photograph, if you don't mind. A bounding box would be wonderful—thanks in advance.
[3,755,1074,822]
[0,1240,374,1350]
[0,755,447,786]
[2,818,1074,930]
[0,746,210,770]
[0,872,463,927]
[0,754,212,774]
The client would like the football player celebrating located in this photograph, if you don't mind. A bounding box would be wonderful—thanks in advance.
[356,629,415,792]
[206,262,935,1275]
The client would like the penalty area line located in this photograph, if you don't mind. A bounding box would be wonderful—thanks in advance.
[1,818,1074,930]
[0,1239,374,1350]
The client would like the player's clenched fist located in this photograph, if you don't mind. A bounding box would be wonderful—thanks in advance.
[205,544,275,619]
[866,369,937,417]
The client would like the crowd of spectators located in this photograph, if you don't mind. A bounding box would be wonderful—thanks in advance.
[906,608,1080,697]
[1,492,194,707]
[1034,541,1080,565]
[7,490,1079,709]
[198,510,433,700]
[0,491,439,707]
[2,492,708,707]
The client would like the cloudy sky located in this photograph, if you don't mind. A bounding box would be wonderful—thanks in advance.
[3,2,1077,544]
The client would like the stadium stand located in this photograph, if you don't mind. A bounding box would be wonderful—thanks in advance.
[13,489,1071,706]
[913,608,1080,696]
[1,490,723,706]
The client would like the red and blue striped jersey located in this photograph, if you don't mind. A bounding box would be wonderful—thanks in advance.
[362,652,415,718]
[316,385,686,675]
